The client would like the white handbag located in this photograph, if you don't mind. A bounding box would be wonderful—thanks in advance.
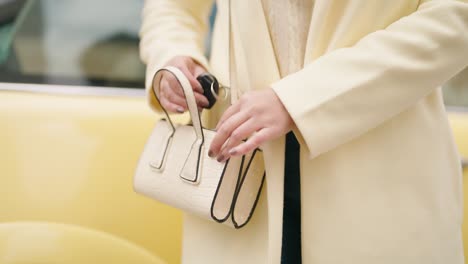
[133,66,266,228]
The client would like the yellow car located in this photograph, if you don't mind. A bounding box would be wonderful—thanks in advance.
[0,1,182,263]
[0,1,466,264]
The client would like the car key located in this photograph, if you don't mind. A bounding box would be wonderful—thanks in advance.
[197,73,220,109]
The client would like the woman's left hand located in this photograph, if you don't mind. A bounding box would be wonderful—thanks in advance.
[208,88,294,162]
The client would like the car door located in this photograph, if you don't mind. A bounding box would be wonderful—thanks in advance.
[0,1,183,263]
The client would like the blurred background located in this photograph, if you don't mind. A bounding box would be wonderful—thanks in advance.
[0,1,466,263]
[0,0,145,87]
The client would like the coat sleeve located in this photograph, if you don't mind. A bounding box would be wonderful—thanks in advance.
[139,0,213,112]
[271,0,468,159]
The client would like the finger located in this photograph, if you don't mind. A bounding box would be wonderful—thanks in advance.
[215,103,241,131]
[188,61,207,92]
[161,84,188,108]
[228,128,271,157]
[166,69,209,108]
[164,81,208,108]
[194,91,210,108]
[165,73,185,97]
[191,63,207,77]
[153,74,169,99]
[153,79,183,112]
[160,96,185,113]
[209,111,250,158]
[218,118,260,162]
[179,64,204,94]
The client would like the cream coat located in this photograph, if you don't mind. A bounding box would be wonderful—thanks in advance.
[139,0,468,263]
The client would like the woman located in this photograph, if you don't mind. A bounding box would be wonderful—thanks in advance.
[139,0,468,263]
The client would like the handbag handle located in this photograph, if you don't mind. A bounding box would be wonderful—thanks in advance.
[151,66,205,143]
[151,66,207,183]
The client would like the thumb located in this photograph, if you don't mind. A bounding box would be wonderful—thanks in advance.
[192,62,207,78]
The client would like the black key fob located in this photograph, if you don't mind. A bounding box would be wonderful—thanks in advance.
[197,73,219,109]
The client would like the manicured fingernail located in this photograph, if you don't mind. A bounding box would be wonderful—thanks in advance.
[208,150,214,158]
[228,149,237,156]
[217,155,225,163]
[176,107,184,113]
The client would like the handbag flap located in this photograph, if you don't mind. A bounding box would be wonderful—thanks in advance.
[210,155,244,222]
[231,149,266,228]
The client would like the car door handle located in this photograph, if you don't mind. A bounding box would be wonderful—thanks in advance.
[462,157,468,169]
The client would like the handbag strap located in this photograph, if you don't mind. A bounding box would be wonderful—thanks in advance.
[152,66,204,143]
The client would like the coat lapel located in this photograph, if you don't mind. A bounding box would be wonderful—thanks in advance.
[231,1,283,262]
[232,0,280,90]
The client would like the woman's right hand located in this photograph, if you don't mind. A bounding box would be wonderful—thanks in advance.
[154,56,210,113]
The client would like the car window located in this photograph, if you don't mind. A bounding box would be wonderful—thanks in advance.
[0,0,145,88]
[1,1,464,97]
[444,66,468,109]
